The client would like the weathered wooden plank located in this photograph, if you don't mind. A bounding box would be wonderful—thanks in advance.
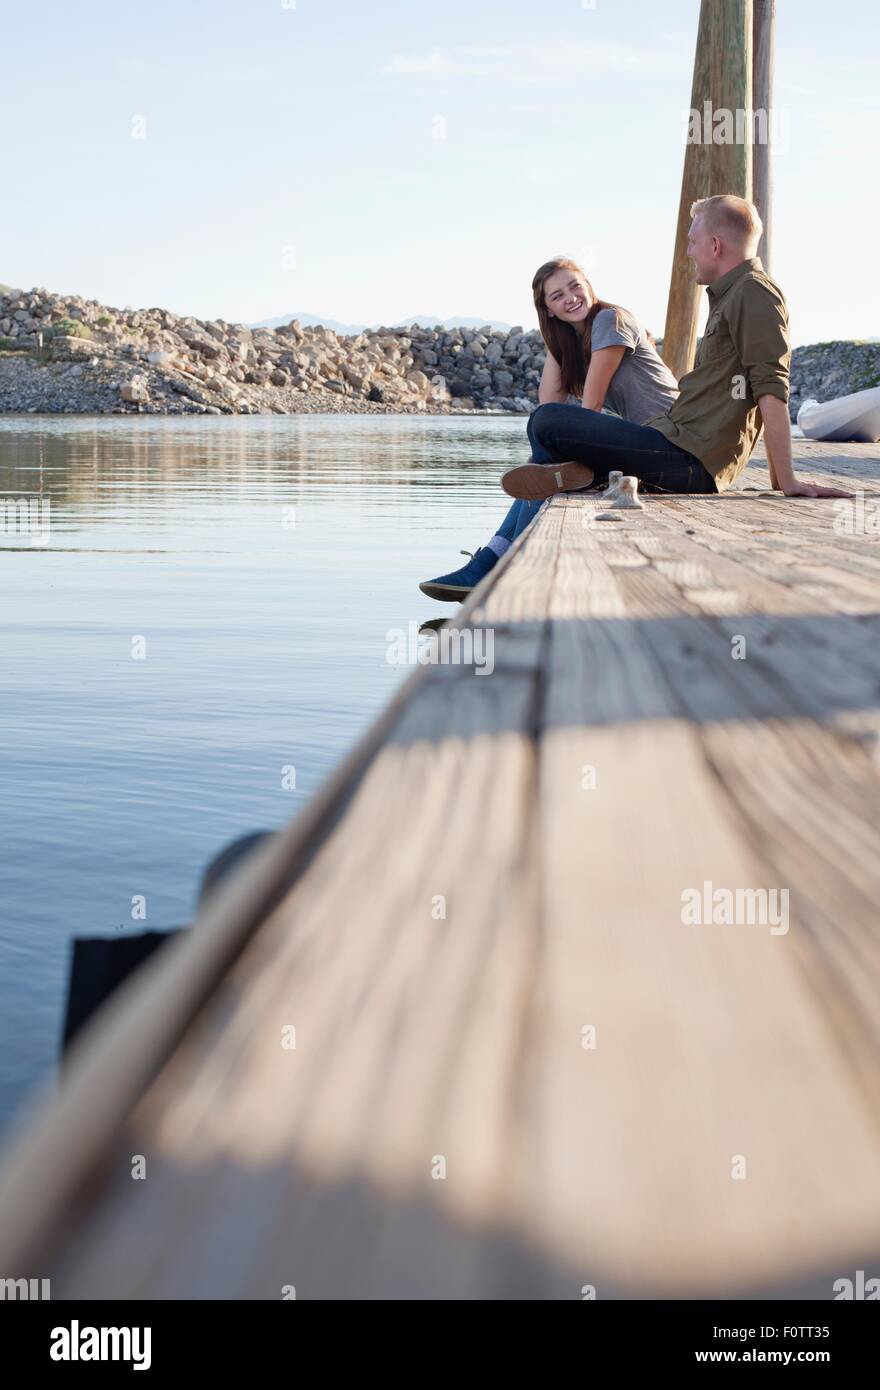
[525,499,880,1290]
[48,721,545,1298]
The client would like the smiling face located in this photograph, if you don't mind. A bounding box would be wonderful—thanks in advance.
[687,214,720,284]
[543,268,593,325]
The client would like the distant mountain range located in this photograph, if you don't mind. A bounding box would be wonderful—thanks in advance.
[249,311,515,334]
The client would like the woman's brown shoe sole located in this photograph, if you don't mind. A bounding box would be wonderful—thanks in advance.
[501,460,595,500]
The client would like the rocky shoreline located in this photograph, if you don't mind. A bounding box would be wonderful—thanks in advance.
[1,286,876,420]
[786,340,880,422]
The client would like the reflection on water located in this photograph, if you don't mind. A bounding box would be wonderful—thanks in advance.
[0,413,529,1136]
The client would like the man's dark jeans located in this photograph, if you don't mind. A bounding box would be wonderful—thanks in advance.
[498,403,717,540]
[530,402,717,492]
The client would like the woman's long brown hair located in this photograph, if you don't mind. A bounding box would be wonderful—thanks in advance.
[532,257,623,399]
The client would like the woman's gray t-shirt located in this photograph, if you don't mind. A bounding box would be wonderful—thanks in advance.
[588,306,678,425]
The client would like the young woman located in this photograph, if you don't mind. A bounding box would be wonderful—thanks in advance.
[419,256,698,602]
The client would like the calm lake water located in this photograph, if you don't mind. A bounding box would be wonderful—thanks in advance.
[0,412,529,1138]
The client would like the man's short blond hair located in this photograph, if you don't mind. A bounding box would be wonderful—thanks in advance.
[690,194,763,247]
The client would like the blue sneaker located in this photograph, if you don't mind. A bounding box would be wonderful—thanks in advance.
[419,546,498,602]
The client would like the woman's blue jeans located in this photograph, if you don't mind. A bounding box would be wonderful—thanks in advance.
[495,403,717,542]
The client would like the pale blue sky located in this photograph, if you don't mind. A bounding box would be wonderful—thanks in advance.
[2,0,877,344]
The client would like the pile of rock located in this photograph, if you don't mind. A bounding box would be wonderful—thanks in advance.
[0,287,547,416]
[3,286,875,420]
[789,340,880,423]
[405,322,543,411]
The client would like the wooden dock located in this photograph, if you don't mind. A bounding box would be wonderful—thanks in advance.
[1,440,879,1300]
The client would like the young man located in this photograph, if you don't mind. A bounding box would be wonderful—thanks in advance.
[502,195,853,505]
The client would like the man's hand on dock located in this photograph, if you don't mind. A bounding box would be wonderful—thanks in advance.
[759,396,855,498]
[779,480,856,499]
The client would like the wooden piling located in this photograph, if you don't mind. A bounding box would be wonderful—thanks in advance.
[752,0,776,269]
[661,0,754,382]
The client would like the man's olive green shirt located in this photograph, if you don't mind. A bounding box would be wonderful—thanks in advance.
[647,257,791,493]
